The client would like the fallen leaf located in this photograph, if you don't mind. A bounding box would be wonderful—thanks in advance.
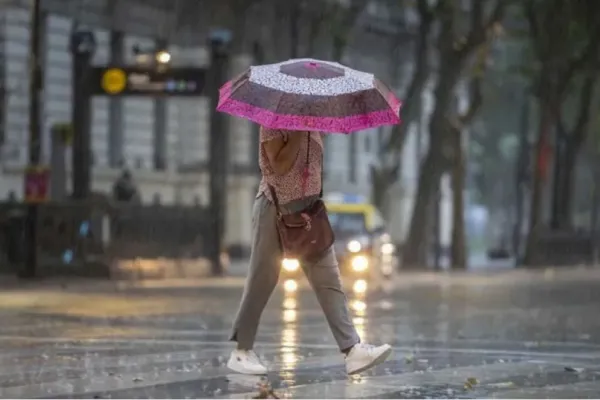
[253,380,280,399]
[252,388,280,399]
[464,377,479,390]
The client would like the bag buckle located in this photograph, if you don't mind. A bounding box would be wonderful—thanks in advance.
[301,213,311,231]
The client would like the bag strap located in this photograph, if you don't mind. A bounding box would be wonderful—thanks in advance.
[319,144,324,198]
[268,184,282,217]
[301,134,310,195]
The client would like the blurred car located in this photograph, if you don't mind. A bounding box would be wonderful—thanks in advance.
[280,194,398,282]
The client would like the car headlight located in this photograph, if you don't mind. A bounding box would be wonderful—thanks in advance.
[351,255,369,272]
[352,279,367,293]
[381,243,395,255]
[284,279,298,292]
[282,258,300,272]
[347,240,362,253]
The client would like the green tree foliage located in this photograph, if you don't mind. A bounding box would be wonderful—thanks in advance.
[402,0,510,268]
[371,0,436,213]
[521,0,600,264]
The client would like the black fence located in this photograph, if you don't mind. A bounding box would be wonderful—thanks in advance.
[0,201,216,279]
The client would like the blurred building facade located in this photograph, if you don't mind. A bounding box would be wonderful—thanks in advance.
[0,0,452,252]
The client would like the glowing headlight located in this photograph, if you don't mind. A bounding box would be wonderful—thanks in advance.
[351,299,367,312]
[284,279,298,292]
[351,255,369,272]
[347,240,362,253]
[381,243,395,255]
[282,258,300,272]
[353,279,367,293]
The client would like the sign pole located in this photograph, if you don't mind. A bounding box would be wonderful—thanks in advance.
[22,0,43,278]
[207,30,231,276]
[70,27,96,199]
[153,38,168,170]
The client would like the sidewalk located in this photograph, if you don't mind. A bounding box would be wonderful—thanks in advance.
[0,259,248,289]
[3,263,599,294]
[0,273,247,293]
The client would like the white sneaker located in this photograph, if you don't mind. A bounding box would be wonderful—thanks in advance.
[345,343,392,375]
[227,349,268,375]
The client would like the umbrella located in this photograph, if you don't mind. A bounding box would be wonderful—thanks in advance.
[216,58,401,133]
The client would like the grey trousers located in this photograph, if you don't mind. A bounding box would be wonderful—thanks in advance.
[230,194,360,351]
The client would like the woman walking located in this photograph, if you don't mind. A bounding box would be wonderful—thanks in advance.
[227,127,392,375]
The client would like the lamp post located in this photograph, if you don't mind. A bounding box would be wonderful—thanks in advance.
[207,29,231,276]
[22,0,43,278]
[155,50,171,65]
[132,45,171,67]
[70,27,96,200]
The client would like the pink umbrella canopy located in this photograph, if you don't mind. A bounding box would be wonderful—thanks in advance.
[217,58,402,134]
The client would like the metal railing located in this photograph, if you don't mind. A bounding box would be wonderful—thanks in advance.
[0,201,215,279]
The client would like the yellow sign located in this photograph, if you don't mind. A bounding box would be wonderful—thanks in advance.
[101,68,127,94]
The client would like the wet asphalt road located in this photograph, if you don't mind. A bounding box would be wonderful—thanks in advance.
[1,267,600,398]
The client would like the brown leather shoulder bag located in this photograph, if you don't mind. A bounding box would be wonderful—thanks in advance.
[268,134,334,263]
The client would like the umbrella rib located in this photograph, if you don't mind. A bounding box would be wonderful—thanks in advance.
[272,91,288,127]
[220,68,251,102]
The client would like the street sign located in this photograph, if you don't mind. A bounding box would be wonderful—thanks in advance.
[90,66,206,97]
[24,165,50,203]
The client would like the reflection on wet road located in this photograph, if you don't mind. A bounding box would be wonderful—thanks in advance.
[1,267,600,398]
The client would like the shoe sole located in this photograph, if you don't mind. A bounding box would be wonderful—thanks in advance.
[347,346,393,375]
[226,374,268,386]
[227,360,268,376]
